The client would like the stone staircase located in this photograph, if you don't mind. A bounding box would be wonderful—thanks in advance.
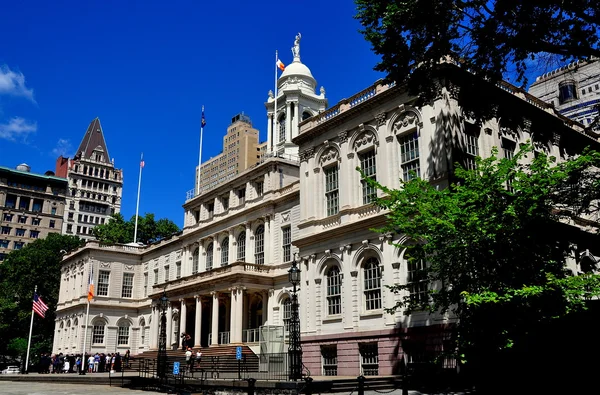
[134,345,259,375]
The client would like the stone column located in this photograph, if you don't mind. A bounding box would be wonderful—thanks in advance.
[264,216,271,265]
[166,304,173,349]
[180,299,187,342]
[229,288,238,343]
[286,101,292,143]
[262,290,270,325]
[235,288,244,343]
[246,222,253,263]
[211,292,219,346]
[267,113,273,153]
[229,229,235,264]
[194,295,202,347]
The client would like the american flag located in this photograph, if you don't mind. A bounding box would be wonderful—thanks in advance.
[33,292,49,318]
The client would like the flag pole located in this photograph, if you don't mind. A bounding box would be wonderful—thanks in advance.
[273,50,278,154]
[24,285,36,373]
[80,262,93,375]
[133,152,143,244]
[196,105,205,196]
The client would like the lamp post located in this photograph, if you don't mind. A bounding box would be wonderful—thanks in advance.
[288,253,302,381]
[157,290,169,381]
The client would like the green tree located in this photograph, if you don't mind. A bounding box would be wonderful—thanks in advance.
[355,0,600,95]
[364,145,600,390]
[0,234,84,363]
[92,213,180,245]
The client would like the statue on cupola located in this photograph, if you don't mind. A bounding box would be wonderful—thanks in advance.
[291,32,301,59]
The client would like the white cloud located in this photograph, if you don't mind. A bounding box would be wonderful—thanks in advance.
[0,117,37,141]
[0,65,35,101]
[52,138,73,157]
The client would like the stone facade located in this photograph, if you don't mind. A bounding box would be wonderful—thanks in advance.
[53,42,599,377]
[0,164,68,261]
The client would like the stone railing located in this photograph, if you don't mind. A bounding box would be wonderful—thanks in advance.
[299,79,389,133]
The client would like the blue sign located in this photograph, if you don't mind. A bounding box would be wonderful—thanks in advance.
[236,346,242,360]
[173,361,180,375]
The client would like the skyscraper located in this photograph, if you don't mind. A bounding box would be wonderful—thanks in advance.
[55,118,123,240]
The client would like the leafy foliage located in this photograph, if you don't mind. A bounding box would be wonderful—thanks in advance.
[0,234,84,363]
[364,144,600,364]
[355,0,600,94]
[92,213,180,245]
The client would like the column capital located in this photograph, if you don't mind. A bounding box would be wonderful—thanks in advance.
[210,290,218,297]
[194,294,201,300]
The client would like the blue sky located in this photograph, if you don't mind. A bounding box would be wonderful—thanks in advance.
[0,0,383,228]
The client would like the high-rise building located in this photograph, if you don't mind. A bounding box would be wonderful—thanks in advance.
[55,118,123,240]
[528,57,600,127]
[194,113,262,195]
[0,163,68,261]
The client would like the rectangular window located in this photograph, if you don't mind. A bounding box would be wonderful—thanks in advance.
[322,345,338,376]
[255,181,264,197]
[207,203,214,219]
[364,259,382,311]
[18,216,27,224]
[325,166,339,216]
[153,269,159,285]
[144,272,148,297]
[1,226,11,235]
[118,326,129,345]
[176,261,181,279]
[282,227,291,262]
[92,325,105,344]
[13,241,24,250]
[360,343,379,376]
[19,197,30,210]
[66,224,73,233]
[5,194,17,209]
[327,268,342,315]
[408,258,428,305]
[0,240,9,248]
[360,150,377,204]
[464,129,479,170]
[16,228,26,237]
[238,187,246,205]
[49,220,55,229]
[164,265,170,282]
[32,217,41,226]
[30,230,40,239]
[2,213,13,222]
[97,270,110,296]
[121,272,134,298]
[502,138,516,160]
[32,199,43,212]
[222,195,229,211]
[399,132,420,181]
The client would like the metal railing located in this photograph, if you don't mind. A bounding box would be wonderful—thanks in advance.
[242,328,260,343]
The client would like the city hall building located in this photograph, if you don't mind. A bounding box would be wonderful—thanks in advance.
[53,39,598,376]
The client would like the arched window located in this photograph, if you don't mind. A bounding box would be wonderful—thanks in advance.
[59,321,64,349]
[139,318,146,346]
[221,237,229,266]
[363,257,382,311]
[326,266,342,315]
[254,225,265,264]
[206,242,214,270]
[73,318,79,345]
[117,319,130,346]
[237,231,246,261]
[282,297,291,332]
[192,247,199,274]
[92,319,106,345]
[278,113,286,144]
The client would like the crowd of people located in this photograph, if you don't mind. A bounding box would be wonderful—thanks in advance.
[36,350,131,374]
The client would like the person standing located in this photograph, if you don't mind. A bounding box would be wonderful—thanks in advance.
[195,350,202,372]
[185,347,192,373]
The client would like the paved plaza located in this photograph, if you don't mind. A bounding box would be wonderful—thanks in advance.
[0,381,145,395]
